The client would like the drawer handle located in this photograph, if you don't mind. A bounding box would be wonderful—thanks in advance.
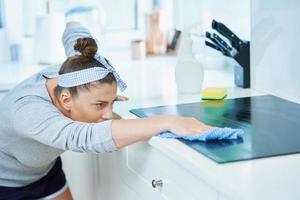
[152,179,163,189]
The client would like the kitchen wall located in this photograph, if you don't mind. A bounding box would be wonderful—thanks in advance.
[173,0,250,38]
[173,0,250,69]
[251,0,300,103]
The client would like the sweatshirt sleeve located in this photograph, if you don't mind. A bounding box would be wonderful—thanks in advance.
[12,96,118,153]
[62,22,92,58]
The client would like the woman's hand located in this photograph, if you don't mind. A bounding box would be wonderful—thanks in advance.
[166,115,216,136]
[115,95,129,101]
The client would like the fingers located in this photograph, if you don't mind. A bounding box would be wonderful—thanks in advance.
[116,96,129,101]
[167,116,219,136]
[187,118,217,135]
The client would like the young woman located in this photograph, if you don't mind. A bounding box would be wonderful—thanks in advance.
[0,22,214,200]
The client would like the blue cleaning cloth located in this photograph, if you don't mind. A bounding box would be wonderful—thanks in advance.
[159,128,244,141]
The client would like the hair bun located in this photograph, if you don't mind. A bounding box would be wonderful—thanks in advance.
[74,37,98,58]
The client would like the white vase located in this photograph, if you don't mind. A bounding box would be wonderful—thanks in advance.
[175,31,204,94]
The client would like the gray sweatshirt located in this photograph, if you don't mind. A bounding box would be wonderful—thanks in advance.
[0,23,118,187]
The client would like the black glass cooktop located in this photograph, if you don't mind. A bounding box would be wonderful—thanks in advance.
[130,95,300,163]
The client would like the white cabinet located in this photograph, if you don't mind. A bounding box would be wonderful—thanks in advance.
[61,152,99,200]
[96,149,162,200]
[97,142,219,200]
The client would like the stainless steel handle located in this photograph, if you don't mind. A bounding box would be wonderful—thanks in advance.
[152,179,163,189]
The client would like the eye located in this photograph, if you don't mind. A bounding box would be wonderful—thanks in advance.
[95,103,105,108]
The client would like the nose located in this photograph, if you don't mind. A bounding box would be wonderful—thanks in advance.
[101,106,113,120]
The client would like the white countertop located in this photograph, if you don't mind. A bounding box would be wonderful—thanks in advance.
[116,86,300,200]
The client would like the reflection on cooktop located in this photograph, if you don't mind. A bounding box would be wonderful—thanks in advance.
[130,95,300,163]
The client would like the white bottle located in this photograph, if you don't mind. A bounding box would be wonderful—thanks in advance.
[175,31,204,94]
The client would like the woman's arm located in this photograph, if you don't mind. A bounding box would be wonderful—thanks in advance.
[112,115,214,148]
[111,116,168,148]
[13,96,214,152]
[13,96,118,153]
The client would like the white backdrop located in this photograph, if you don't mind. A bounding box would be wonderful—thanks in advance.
[251,0,300,103]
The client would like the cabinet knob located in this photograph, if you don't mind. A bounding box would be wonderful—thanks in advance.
[152,179,163,189]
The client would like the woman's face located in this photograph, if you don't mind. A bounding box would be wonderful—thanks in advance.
[68,81,117,123]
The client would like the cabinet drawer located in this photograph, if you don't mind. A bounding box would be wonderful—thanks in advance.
[127,142,218,200]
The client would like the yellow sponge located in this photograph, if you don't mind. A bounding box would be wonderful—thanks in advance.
[201,88,227,100]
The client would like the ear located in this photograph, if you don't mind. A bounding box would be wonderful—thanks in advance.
[59,90,73,111]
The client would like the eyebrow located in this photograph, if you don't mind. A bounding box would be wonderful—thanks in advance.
[95,97,118,103]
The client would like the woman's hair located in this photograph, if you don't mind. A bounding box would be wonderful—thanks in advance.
[55,37,116,99]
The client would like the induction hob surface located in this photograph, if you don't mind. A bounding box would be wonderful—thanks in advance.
[130,95,300,163]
